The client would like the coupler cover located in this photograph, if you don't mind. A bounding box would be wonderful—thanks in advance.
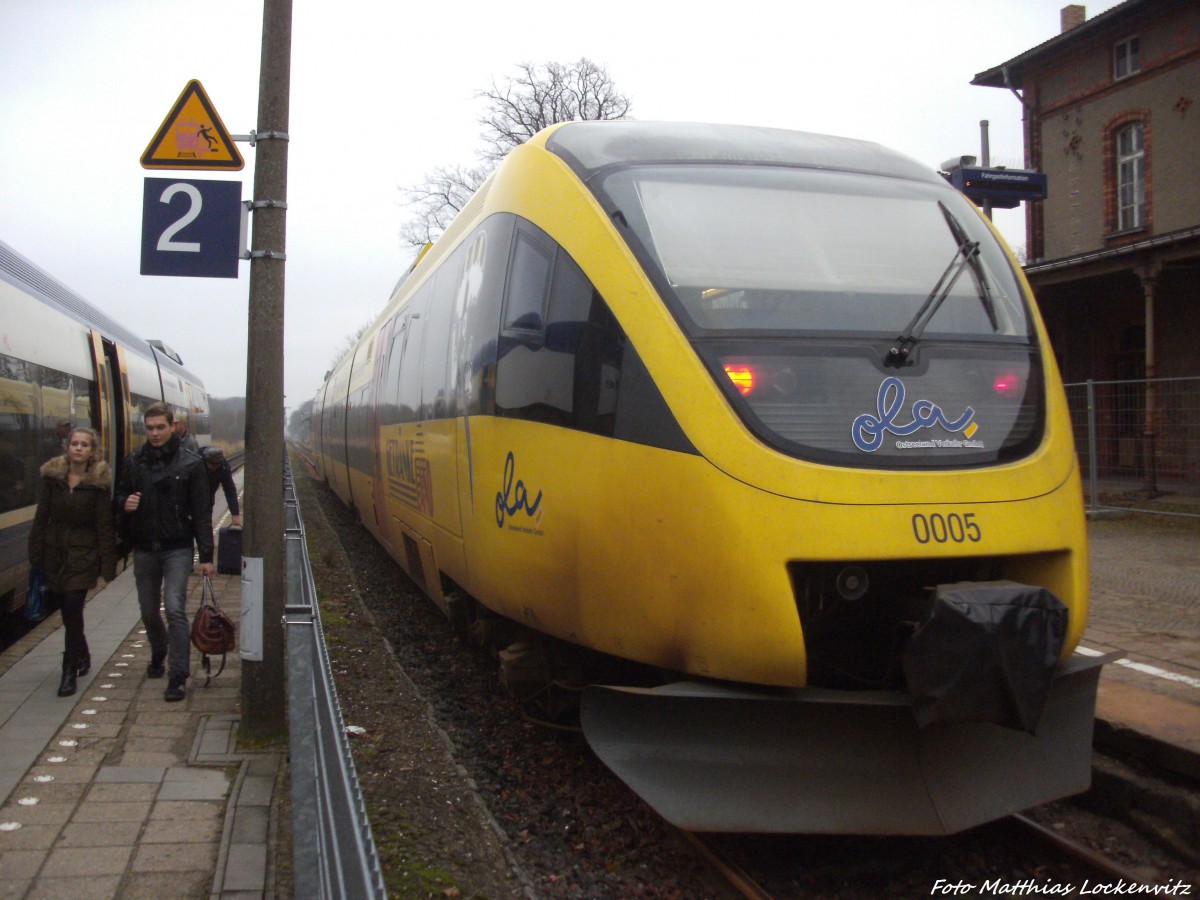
[902,581,1068,734]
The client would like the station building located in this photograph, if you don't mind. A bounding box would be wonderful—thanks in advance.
[973,0,1200,488]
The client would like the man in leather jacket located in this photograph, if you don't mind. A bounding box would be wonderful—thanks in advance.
[115,402,214,702]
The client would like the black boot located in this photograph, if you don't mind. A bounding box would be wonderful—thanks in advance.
[76,638,91,677]
[58,654,77,697]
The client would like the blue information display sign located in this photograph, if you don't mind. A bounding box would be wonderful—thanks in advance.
[949,167,1048,209]
[140,177,242,278]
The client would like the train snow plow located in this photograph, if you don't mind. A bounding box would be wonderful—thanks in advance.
[581,652,1115,835]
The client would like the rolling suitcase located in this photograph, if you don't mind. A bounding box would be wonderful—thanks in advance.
[217,525,243,575]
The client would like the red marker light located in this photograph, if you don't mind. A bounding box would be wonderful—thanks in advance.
[724,364,757,396]
[993,372,1021,396]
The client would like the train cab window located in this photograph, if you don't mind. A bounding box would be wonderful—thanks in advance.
[499,229,590,425]
[493,229,692,452]
[586,161,1044,468]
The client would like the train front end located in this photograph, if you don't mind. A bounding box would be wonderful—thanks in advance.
[540,123,1110,835]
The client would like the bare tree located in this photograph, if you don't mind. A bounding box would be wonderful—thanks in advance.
[398,164,490,247]
[476,59,632,164]
[399,58,631,246]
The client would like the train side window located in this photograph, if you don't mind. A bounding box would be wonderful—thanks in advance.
[130,394,160,441]
[422,246,465,419]
[454,214,512,417]
[503,229,553,337]
[0,354,38,513]
[396,285,431,423]
[379,315,406,426]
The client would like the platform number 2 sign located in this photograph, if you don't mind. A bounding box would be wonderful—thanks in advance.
[140,177,242,279]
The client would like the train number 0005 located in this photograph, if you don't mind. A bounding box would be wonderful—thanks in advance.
[911,512,981,544]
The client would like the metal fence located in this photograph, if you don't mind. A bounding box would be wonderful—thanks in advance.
[1063,376,1200,517]
[284,460,387,898]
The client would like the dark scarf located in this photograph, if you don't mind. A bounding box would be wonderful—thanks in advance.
[142,434,181,465]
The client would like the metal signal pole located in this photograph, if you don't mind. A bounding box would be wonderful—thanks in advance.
[242,0,292,737]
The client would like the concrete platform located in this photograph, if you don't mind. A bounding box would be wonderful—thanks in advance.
[0,472,276,900]
[1084,514,1200,780]
[0,565,279,900]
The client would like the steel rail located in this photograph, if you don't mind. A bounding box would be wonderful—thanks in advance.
[680,830,775,900]
[1009,812,1154,885]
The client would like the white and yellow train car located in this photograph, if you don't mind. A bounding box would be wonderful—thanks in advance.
[0,238,210,613]
[313,122,1109,835]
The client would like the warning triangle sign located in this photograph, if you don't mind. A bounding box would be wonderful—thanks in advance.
[141,80,244,171]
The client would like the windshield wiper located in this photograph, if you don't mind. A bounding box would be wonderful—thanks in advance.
[886,203,998,367]
[941,203,999,333]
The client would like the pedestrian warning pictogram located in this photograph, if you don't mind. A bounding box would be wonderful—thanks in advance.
[141,80,244,171]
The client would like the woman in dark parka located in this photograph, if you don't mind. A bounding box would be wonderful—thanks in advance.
[28,426,117,696]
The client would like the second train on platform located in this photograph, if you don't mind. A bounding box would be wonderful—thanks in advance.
[0,238,210,615]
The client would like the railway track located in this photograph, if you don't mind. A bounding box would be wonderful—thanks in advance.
[682,830,774,900]
[1008,813,1158,885]
[683,805,1188,900]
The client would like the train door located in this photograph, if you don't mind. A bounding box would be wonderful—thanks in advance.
[88,333,130,478]
[380,310,419,551]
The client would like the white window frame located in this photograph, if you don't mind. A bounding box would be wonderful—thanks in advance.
[1116,123,1145,231]
[1114,36,1140,80]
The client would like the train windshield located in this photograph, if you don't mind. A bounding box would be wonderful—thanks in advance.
[600,165,1028,339]
[594,163,1044,468]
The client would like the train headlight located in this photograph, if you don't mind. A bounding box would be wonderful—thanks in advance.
[723,364,758,396]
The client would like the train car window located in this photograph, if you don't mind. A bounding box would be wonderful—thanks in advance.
[129,394,160,444]
[0,355,100,512]
[422,247,464,420]
[331,392,348,466]
[503,228,553,336]
[380,316,406,426]
[396,285,431,423]
[0,355,39,513]
[454,215,512,417]
[346,382,373,474]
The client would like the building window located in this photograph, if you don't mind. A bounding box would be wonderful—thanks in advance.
[1116,123,1145,231]
[1114,36,1140,80]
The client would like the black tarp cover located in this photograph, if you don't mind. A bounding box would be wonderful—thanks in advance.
[902,581,1068,734]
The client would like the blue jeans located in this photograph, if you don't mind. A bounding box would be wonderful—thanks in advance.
[134,547,194,679]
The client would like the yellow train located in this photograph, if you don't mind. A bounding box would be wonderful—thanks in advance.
[312,121,1110,835]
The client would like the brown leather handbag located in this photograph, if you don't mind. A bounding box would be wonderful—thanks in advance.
[191,576,236,686]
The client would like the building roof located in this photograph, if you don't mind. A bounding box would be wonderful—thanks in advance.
[972,0,1145,89]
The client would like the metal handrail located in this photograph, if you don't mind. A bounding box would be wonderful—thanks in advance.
[284,460,386,898]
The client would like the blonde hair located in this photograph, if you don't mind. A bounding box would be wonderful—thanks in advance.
[67,426,103,467]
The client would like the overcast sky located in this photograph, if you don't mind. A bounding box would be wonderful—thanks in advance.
[0,0,1123,410]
